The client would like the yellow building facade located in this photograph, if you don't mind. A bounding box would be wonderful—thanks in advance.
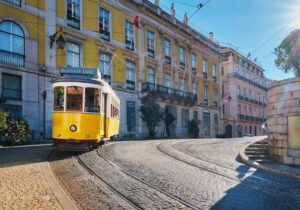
[0,0,222,139]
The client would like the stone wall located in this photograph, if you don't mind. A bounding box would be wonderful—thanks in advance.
[267,77,300,165]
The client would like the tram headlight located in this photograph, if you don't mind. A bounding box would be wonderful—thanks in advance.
[70,125,77,132]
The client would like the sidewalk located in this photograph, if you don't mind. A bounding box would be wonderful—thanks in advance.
[0,145,77,209]
[239,140,300,180]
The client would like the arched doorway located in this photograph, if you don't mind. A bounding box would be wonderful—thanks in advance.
[225,124,232,138]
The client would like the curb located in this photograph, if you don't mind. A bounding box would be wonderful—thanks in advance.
[239,139,300,180]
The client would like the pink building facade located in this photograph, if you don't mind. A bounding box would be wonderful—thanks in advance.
[221,48,271,137]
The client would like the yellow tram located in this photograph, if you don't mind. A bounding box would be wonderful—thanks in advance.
[52,68,120,151]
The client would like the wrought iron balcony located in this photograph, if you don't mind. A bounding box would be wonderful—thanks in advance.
[147,49,155,58]
[1,0,21,7]
[0,50,24,67]
[237,94,266,107]
[126,80,135,90]
[229,72,268,91]
[125,40,134,51]
[142,82,197,104]
[203,72,208,79]
[165,56,171,64]
[99,29,110,41]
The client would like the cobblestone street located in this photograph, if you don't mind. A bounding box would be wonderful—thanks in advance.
[2,137,300,210]
[79,137,300,210]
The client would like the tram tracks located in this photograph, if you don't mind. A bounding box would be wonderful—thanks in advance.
[76,149,199,210]
[156,141,300,202]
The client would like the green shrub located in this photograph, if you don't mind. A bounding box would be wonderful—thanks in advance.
[1,118,29,146]
[0,109,8,133]
[188,119,199,138]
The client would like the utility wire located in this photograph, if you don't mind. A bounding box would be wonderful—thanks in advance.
[251,15,300,54]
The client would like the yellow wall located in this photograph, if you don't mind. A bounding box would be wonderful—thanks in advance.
[25,0,45,10]
[0,4,45,65]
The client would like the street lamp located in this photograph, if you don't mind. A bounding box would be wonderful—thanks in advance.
[50,29,66,49]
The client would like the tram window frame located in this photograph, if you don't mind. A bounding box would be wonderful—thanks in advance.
[53,86,65,111]
[84,87,100,113]
[66,86,83,112]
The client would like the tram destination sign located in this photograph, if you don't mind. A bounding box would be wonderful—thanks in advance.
[60,67,98,76]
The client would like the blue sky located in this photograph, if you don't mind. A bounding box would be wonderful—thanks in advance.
[154,0,300,80]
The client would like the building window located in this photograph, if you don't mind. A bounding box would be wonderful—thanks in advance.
[147,31,155,58]
[179,47,185,68]
[193,111,198,121]
[2,73,21,100]
[147,67,155,85]
[222,104,225,115]
[222,84,224,96]
[182,109,189,128]
[213,89,218,104]
[180,78,186,92]
[127,101,136,132]
[212,64,217,82]
[235,67,239,74]
[237,85,240,95]
[99,7,110,41]
[126,60,135,90]
[192,54,197,71]
[165,73,172,88]
[202,59,207,79]
[164,39,171,64]
[125,21,134,50]
[66,0,80,29]
[204,85,208,101]
[0,21,25,67]
[99,52,112,83]
[66,42,80,67]
[2,104,22,118]
[1,0,21,7]
[202,59,207,73]
[221,66,224,75]
[238,104,241,115]
[214,114,219,135]
[192,82,197,95]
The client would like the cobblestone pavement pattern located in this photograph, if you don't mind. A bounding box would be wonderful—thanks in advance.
[0,145,64,210]
[97,137,300,210]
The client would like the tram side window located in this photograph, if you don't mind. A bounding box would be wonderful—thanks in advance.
[85,88,100,113]
[54,87,64,111]
[66,86,83,112]
[111,104,119,119]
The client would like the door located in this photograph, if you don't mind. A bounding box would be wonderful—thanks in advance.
[225,124,232,138]
[127,101,136,132]
[102,93,107,137]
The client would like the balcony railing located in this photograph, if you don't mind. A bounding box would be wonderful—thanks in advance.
[165,56,171,64]
[142,82,197,102]
[229,72,268,91]
[1,0,21,7]
[0,50,24,67]
[100,29,110,41]
[125,40,134,51]
[2,87,21,100]
[203,72,208,79]
[66,12,80,29]
[238,114,265,122]
[126,80,135,90]
[237,94,266,107]
[147,49,155,58]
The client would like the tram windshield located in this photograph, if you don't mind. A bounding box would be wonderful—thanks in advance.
[85,88,100,113]
[53,86,64,111]
[66,86,83,112]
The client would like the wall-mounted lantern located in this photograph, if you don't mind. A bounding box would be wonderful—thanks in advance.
[50,29,66,49]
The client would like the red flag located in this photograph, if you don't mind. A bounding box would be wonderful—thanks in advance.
[133,16,140,29]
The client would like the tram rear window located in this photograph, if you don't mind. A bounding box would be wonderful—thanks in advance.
[66,86,83,112]
[54,87,64,111]
[85,88,100,113]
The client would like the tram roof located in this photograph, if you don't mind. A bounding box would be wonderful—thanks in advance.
[52,75,103,85]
